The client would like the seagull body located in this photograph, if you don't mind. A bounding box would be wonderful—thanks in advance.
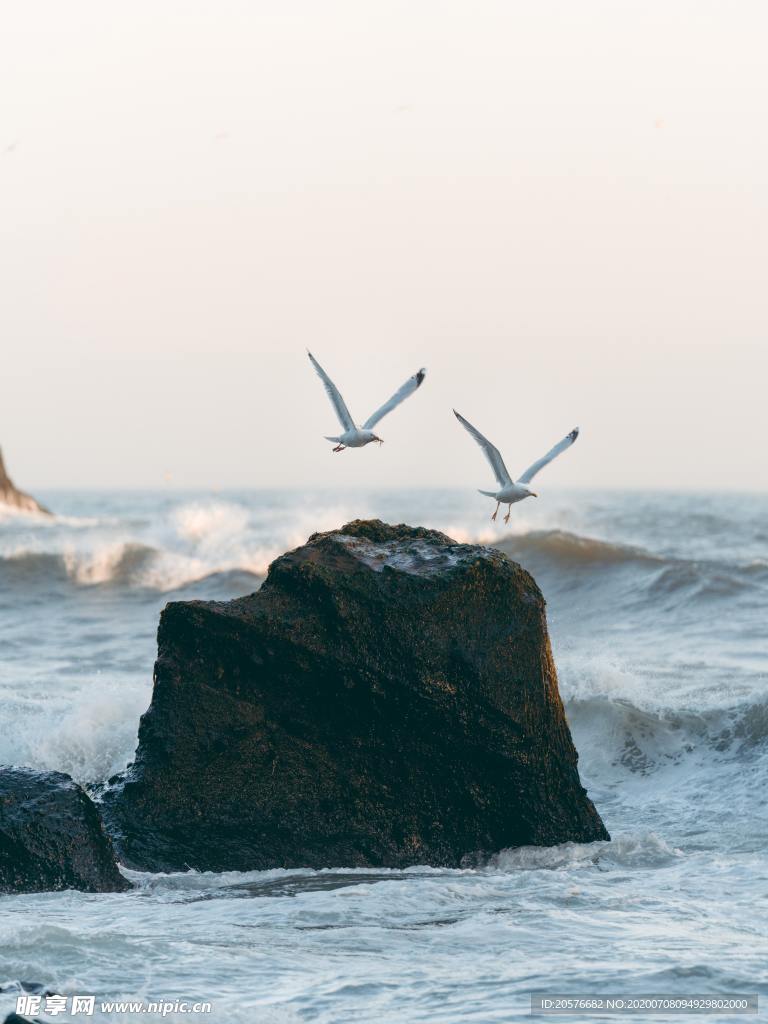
[308,351,426,451]
[454,410,579,523]
[327,427,381,449]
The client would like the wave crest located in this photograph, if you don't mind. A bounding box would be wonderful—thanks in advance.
[0,499,374,591]
[495,529,659,567]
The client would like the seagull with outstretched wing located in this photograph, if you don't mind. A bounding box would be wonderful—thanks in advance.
[453,410,579,522]
[308,351,426,451]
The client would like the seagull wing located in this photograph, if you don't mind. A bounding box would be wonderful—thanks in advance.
[518,428,580,484]
[307,351,354,431]
[453,410,512,488]
[363,368,426,429]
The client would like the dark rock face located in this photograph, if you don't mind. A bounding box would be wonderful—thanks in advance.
[102,520,608,871]
[0,449,49,515]
[0,767,129,893]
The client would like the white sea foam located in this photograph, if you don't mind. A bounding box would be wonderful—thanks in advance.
[0,677,149,784]
[171,501,251,545]
[491,832,683,872]
[61,542,145,585]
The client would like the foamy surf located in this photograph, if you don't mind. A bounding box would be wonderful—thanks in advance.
[491,832,684,871]
[0,497,382,590]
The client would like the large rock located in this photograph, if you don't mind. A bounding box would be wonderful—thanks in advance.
[0,449,49,515]
[0,767,129,893]
[102,520,608,871]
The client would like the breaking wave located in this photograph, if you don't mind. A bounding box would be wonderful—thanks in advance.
[494,529,768,613]
[496,529,661,567]
[3,510,767,603]
[567,692,768,775]
[0,542,266,590]
[556,645,768,787]
[0,500,363,592]
[497,527,768,582]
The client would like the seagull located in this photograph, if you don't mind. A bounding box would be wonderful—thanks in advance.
[308,351,426,451]
[454,410,579,523]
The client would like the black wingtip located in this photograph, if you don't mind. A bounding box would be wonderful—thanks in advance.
[415,368,426,386]
[571,427,580,441]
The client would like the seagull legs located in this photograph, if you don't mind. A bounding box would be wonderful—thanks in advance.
[503,504,513,524]
[332,444,346,452]
[491,502,500,521]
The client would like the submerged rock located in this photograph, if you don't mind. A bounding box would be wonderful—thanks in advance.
[102,520,608,871]
[0,767,129,893]
[0,449,49,515]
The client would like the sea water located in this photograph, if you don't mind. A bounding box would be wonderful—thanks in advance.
[0,489,766,1022]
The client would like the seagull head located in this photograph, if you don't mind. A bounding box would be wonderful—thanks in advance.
[525,489,538,498]
[359,429,384,445]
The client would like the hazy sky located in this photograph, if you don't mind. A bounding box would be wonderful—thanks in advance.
[2,1,766,490]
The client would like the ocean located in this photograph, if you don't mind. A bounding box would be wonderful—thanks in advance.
[1,488,766,1023]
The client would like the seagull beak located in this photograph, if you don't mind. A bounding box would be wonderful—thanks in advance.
[531,492,538,498]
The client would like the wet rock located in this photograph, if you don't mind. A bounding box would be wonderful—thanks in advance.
[0,449,50,516]
[0,767,129,893]
[0,980,57,1024]
[102,520,608,871]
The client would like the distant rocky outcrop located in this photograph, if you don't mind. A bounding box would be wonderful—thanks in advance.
[0,449,50,515]
[0,767,129,893]
[101,520,608,872]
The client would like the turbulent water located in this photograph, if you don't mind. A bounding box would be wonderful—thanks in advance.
[1,489,766,1022]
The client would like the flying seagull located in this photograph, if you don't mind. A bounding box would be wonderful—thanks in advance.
[308,351,426,451]
[454,410,579,523]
